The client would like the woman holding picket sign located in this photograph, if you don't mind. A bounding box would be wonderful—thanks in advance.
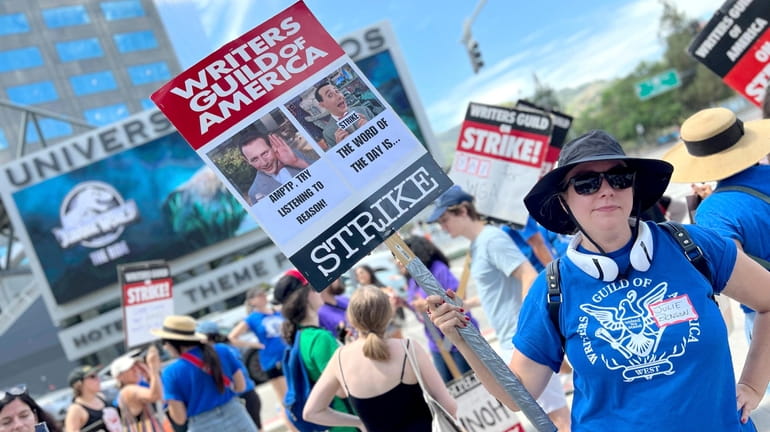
[151,315,257,432]
[426,130,770,430]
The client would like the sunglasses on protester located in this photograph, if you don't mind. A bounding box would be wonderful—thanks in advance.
[564,166,636,195]
[0,385,27,403]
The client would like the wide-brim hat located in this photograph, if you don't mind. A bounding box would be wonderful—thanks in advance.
[662,107,770,183]
[150,315,205,342]
[524,130,673,235]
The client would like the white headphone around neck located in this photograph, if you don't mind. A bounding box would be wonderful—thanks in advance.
[565,220,654,282]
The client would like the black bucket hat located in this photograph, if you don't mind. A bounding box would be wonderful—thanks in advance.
[523,130,673,234]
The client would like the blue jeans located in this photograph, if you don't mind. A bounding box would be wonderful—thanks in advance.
[187,398,257,432]
[431,350,472,383]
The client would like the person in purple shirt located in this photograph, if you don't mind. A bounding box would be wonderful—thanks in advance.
[402,235,476,383]
[318,278,351,341]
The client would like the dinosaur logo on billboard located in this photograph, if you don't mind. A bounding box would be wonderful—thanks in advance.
[52,181,139,249]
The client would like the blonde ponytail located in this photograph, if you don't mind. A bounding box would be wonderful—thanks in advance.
[348,286,393,360]
[362,331,389,360]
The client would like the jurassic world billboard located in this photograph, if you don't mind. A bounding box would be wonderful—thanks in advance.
[0,110,259,321]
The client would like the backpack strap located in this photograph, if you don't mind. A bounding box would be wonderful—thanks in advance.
[716,185,770,205]
[180,352,232,387]
[712,186,770,270]
[545,259,565,350]
[547,222,716,348]
[659,221,712,284]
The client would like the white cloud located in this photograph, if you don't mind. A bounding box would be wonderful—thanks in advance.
[427,0,725,132]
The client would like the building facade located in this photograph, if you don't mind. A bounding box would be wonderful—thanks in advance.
[0,0,187,394]
[0,0,180,159]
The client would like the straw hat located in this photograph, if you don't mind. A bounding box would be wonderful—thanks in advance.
[662,107,770,183]
[150,315,205,342]
[524,130,672,234]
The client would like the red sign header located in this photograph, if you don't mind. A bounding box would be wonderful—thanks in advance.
[151,1,344,149]
[123,278,173,306]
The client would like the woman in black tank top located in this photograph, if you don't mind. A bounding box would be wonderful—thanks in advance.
[64,366,121,432]
[303,286,457,431]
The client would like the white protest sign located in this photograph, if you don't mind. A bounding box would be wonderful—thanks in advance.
[150,1,451,289]
[119,261,174,349]
[450,102,552,226]
[448,372,530,432]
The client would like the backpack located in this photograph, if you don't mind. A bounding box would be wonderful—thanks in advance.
[546,221,714,347]
[282,329,327,432]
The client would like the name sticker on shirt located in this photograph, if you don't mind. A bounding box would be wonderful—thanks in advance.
[648,294,698,328]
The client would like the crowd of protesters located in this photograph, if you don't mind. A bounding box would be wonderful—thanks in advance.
[15,101,770,432]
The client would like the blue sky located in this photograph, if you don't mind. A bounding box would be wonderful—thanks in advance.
[156,0,724,134]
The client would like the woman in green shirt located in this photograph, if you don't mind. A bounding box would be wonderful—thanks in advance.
[274,269,362,432]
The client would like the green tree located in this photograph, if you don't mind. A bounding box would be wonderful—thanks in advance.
[572,1,734,149]
[659,0,734,111]
[531,73,562,111]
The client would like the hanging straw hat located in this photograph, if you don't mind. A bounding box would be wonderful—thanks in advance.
[524,130,672,235]
[150,315,205,342]
[662,107,770,183]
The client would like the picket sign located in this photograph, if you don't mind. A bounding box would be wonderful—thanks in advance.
[384,234,556,432]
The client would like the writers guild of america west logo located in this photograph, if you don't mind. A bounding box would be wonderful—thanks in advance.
[52,181,140,249]
[579,281,700,382]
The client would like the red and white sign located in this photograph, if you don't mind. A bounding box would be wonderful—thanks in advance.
[516,100,572,177]
[689,0,770,107]
[449,102,552,225]
[119,262,174,349]
[152,4,344,149]
[151,2,451,290]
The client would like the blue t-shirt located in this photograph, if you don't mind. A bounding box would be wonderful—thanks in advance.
[501,216,569,272]
[514,222,748,430]
[695,164,770,314]
[244,310,287,371]
[221,343,255,393]
[162,345,240,417]
[537,224,569,259]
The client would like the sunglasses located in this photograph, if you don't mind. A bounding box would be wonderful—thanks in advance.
[564,166,636,195]
[0,385,27,403]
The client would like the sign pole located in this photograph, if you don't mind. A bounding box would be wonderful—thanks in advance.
[384,233,556,432]
[455,251,472,300]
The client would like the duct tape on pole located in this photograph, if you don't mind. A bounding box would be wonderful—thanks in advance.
[385,234,556,432]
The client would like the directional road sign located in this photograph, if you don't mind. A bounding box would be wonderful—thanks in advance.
[635,69,681,101]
